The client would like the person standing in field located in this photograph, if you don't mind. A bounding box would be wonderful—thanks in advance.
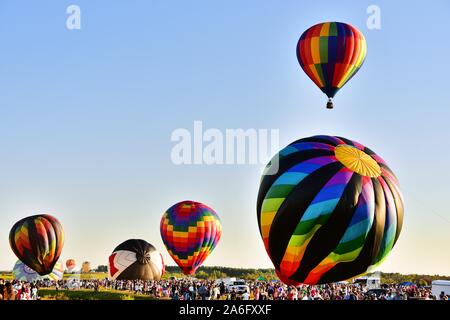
[212,285,220,300]
[31,285,38,300]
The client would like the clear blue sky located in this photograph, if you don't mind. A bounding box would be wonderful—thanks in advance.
[0,0,449,275]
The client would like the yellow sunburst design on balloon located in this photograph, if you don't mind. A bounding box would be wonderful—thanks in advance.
[335,145,381,178]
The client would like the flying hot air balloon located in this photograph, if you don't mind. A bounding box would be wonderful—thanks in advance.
[297,22,367,109]
[160,201,222,275]
[257,135,404,284]
[9,214,64,276]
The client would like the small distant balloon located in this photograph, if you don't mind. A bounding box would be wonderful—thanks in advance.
[297,22,367,109]
[81,261,91,273]
[65,259,77,273]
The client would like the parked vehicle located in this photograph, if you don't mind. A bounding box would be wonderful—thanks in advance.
[364,288,387,298]
[227,280,250,294]
[432,280,450,299]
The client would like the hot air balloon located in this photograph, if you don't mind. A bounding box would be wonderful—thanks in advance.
[9,214,64,276]
[108,239,164,281]
[13,260,65,282]
[12,260,41,282]
[65,259,77,273]
[257,135,404,284]
[297,22,367,109]
[81,261,91,273]
[160,201,222,275]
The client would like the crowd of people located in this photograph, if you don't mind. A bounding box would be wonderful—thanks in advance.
[0,277,448,301]
[0,280,39,300]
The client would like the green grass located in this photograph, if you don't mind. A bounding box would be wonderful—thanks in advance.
[38,288,158,300]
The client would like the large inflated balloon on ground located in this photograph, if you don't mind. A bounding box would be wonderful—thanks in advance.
[108,239,164,280]
[13,260,41,282]
[160,201,222,275]
[13,260,64,282]
[297,22,367,109]
[9,214,64,276]
[44,260,65,281]
[257,135,404,284]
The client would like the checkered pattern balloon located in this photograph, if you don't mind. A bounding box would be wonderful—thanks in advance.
[160,201,222,275]
[297,22,367,108]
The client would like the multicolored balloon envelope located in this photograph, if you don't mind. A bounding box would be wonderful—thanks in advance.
[13,260,65,282]
[297,22,367,109]
[13,260,41,282]
[160,201,222,275]
[46,260,65,281]
[108,239,165,281]
[257,135,404,284]
[9,214,64,276]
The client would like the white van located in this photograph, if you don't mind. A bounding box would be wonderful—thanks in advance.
[226,280,250,294]
[353,275,381,289]
[432,280,450,299]
[214,277,236,286]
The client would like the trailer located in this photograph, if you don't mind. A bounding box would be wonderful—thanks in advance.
[432,280,450,299]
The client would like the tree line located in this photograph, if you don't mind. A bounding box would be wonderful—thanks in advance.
[92,265,450,285]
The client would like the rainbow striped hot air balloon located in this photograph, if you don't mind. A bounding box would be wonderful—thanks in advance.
[160,201,222,275]
[9,214,64,276]
[297,22,367,109]
[257,135,404,285]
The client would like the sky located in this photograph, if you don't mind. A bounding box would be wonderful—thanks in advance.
[0,0,449,275]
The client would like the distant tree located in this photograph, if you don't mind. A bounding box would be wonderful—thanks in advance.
[196,271,208,279]
[418,279,428,286]
[211,270,227,279]
[96,265,108,272]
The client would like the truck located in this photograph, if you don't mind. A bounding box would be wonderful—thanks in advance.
[214,278,249,294]
[432,280,450,299]
[353,275,381,289]
[214,277,237,286]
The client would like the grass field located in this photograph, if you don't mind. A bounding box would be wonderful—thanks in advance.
[38,288,158,300]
